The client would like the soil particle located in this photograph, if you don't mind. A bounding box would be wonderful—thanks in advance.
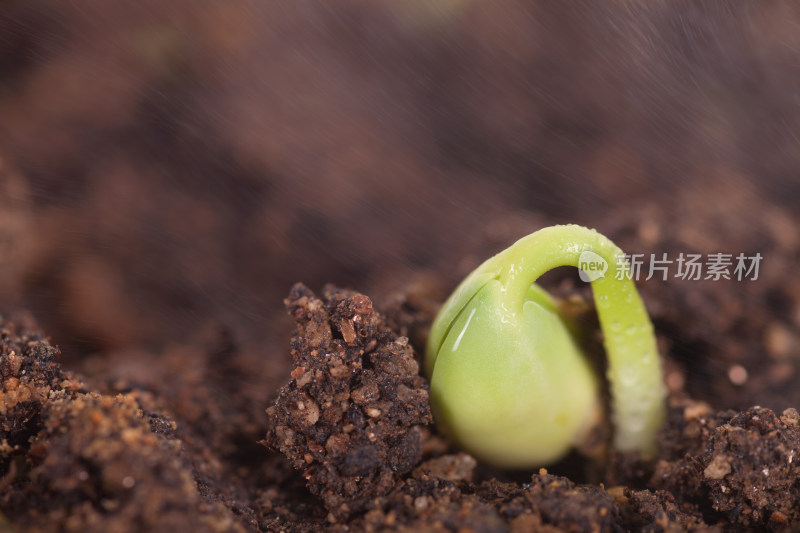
[265,283,432,520]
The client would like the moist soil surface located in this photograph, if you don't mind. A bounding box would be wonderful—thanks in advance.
[2,2,800,532]
[2,184,799,532]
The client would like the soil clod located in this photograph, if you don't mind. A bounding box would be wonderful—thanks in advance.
[265,284,432,520]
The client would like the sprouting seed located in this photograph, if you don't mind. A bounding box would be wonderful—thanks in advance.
[426,224,666,468]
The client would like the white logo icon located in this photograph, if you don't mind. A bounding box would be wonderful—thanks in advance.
[578,251,607,282]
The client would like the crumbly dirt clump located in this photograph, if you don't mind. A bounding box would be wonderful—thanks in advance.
[265,283,432,521]
[1,315,86,471]
[10,392,243,533]
[334,452,711,532]
[653,398,800,530]
[341,453,621,533]
[0,317,247,533]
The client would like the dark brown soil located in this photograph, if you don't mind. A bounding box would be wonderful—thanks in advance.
[4,267,799,531]
[2,2,800,532]
[266,284,431,521]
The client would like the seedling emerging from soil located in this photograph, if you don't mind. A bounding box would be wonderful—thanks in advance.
[426,224,665,468]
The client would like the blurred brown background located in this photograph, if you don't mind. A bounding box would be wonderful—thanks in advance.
[1,1,799,372]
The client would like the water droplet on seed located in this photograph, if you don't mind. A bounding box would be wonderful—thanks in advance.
[625,293,634,303]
